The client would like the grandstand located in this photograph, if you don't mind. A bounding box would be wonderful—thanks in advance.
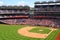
[0,1,60,28]
[0,6,30,24]
[34,1,60,28]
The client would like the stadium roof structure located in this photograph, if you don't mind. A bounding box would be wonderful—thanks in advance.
[34,1,60,5]
[0,6,30,10]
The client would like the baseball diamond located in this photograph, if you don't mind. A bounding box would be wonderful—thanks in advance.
[0,0,60,40]
[0,24,60,40]
[18,26,57,38]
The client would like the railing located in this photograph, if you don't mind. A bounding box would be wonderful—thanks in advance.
[34,11,60,12]
[0,16,29,19]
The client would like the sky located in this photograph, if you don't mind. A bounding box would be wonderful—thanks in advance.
[0,0,56,7]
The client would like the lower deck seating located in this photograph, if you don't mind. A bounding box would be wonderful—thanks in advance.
[0,19,60,28]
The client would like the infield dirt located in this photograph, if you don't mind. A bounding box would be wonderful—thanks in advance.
[18,26,57,38]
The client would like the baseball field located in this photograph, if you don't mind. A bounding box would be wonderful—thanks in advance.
[0,24,60,40]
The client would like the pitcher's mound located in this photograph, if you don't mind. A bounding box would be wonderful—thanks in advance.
[39,30,43,31]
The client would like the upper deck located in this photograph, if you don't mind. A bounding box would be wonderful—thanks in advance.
[0,6,30,15]
[35,1,60,6]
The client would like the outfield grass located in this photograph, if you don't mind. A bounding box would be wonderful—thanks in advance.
[0,24,60,40]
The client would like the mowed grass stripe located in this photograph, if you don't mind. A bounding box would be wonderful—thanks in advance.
[0,24,60,40]
[48,31,58,40]
[45,30,59,40]
[0,25,24,40]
